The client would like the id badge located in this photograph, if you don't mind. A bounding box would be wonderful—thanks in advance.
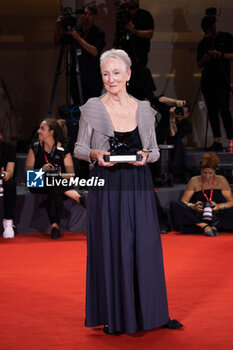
[76,48,82,56]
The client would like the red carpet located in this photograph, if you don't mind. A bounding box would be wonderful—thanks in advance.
[0,231,233,350]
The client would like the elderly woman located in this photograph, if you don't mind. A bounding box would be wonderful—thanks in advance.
[74,49,182,334]
[26,118,85,239]
[170,152,233,236]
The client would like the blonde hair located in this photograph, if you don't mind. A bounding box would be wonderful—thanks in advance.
[100,49,132,71]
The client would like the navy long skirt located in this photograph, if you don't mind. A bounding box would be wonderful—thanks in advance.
[85,163,169,334]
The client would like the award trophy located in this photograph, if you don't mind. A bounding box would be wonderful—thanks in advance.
[103,136,142,162]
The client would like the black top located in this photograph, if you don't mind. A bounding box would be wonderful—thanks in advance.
[72,24,105,76]
[197,31,233,86]
[30,142,70,173]
[0,140,16,169]
[121,8,154,66]
[114,127,143,154]
[132,9,154,54]
[191,189,226,204]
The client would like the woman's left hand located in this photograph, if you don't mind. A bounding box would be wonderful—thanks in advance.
[211,201,219,211]
[129,150,148,166]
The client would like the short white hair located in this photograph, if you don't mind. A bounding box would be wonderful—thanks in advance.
[100,49,132,71]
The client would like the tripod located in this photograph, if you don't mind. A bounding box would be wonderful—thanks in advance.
[47,34,84,117]
[0,76,25,147]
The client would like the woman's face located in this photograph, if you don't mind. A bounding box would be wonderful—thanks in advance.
[101,57,131,95]
[201,167,216,183]
[37,121,53,142]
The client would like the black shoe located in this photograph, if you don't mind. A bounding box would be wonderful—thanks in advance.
[202,224,215,237]
[51,227,61,239]
[208,142,223,152]
[162,318,183,329]
[213,228,220,236]
[103,325,121,335]
[160,224,170,234]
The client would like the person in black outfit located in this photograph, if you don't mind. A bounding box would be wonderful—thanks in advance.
[170,152,233,236]
[115,0,155,100]
[197,16,233,151]
[0,124,16,239]
[55,4,106,105]
[25,119,85,239]
[153,95,192,181]
[55,4,106,181]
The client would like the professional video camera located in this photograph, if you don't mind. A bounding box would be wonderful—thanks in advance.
[60,7,84,30]
[115,1,139,38]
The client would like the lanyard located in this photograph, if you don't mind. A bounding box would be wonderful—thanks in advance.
[81,29,89,40]
[202,178,215,202]
[43,144,56,164]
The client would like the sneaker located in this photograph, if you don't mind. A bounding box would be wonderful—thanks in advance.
[208,141,223,152]
[3,219,15,239]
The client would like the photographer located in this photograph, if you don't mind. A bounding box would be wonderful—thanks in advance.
[55,4,106,104]
[170,152,233,236]
[197,13,233,152]
[0,124,16,239]
[115,0,155,100]
[154,96,192,182]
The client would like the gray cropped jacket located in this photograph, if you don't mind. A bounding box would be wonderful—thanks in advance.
[74,96,160,164]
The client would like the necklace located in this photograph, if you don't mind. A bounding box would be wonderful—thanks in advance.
[43,143,56,163]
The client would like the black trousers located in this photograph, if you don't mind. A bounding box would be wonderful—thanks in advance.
[3,179,16,220]
[170,200,233,233]
[202,83,233,139]
[29,187,64,225]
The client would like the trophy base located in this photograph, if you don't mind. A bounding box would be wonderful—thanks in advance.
[104,154,142,162]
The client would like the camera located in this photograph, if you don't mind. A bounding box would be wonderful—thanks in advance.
[175,102,190,117]
[115,1,139,38]
[60,7,84,30]
[53,146,65,173]
[202,201,213,222]
[53,164,61,173]
[60,7,77,30]
[0,172,5,179]
[205,7,217,16]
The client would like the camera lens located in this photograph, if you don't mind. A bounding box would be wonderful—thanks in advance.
[202,201,213,222]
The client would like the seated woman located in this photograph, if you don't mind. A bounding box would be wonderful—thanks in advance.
[170,152,233,236]
[25,118,85,239]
